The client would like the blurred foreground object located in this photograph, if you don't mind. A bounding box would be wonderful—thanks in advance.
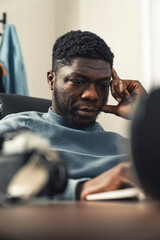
[0,129,67,204]
[131,88,160,199]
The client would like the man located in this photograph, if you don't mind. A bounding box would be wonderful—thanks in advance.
[0,30,147,200]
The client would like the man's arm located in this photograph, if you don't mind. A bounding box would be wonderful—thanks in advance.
[101,69,147,119]
[76,162,138,200]
[77,71,147,201]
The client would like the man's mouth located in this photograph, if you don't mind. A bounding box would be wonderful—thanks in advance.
[76,107,99,118]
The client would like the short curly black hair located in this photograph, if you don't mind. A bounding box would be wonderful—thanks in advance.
[52,30,114,72]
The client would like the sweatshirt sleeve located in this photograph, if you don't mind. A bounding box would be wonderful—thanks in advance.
[0,113,27,135]
[53,178,90,200]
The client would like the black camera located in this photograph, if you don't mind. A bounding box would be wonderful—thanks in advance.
[0,128,68,204]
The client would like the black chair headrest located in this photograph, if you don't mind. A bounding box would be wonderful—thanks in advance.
[0,93,51,120]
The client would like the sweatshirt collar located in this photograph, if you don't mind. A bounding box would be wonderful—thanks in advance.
[47,107,103,132]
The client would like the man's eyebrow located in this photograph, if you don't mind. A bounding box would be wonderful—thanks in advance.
[68,73,111,81]
[68,73,89,79]
[97,77,111,81]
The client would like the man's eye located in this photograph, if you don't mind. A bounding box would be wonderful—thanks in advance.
[71,80,84,85]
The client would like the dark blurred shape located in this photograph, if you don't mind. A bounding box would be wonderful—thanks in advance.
[0,129,68,204]
[131,88,160,198]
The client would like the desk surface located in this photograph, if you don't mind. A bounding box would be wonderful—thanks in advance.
[0,200,160,240]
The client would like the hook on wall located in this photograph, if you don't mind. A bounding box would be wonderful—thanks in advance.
[0,13,7,36]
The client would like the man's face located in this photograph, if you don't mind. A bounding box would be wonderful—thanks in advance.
[49,58,112,128]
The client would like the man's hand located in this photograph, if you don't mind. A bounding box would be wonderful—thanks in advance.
[76,162,138,200]
[101,69,147,119]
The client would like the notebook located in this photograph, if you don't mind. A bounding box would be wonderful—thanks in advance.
[86,187,146,201]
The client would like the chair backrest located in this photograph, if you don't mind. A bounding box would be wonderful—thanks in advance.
[0,93,51,119]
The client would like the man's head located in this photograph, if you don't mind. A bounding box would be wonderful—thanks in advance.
[52,30,114,73]
[47,30,114,128]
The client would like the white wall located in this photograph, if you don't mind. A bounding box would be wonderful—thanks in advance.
[1,0,55,99]
[150,0,160,87]
[0,0,145,137]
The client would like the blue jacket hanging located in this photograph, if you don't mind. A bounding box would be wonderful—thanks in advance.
[0,24,29,95]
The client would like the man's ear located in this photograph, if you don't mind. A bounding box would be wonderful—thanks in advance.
[47,70,56,90]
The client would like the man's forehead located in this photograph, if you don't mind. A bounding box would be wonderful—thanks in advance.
[72,58,111,71]
[58,58,112,76]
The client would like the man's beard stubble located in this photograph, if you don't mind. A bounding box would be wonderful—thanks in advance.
[53,85,107,128]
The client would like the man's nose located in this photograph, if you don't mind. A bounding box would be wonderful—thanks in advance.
[81,84,99,101]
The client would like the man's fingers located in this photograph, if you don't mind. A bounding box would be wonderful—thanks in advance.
[79,162,139,200]
[124,88,130,97]
[119,162,138,187]
[112,68,120,80]
[123,89,132,101]
[110,79,132,102]
[110,80,124,101]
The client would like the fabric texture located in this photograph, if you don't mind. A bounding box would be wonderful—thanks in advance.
[0,108,128,200]
[0,24,28,95]
[0,63,5,92]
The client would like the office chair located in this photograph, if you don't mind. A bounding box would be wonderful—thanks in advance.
[0,93,51,119]
[0,93,68,200]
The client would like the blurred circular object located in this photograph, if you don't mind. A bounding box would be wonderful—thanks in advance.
[131,88,160,198]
